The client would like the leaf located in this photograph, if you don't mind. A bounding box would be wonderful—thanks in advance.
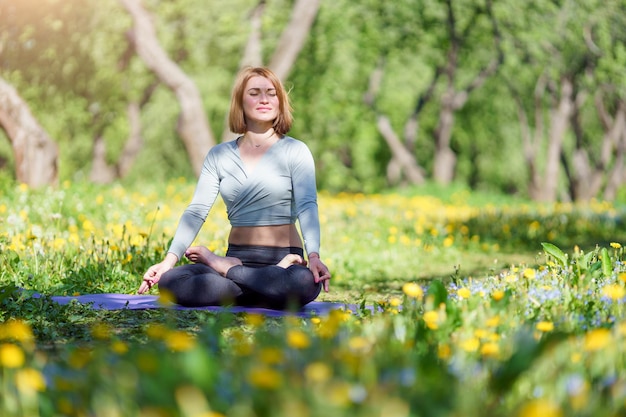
[541,242,567,267]
[427,280,448,306]
[601,247,613,278]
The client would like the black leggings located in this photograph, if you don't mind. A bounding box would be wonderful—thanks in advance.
[158,245,321,310]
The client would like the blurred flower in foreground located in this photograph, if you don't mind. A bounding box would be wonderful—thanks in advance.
[583,328,612,352]
[402,282,423,299]
[517,399,562,417]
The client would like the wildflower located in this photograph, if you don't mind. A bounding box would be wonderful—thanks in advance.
[583,328,612,352]
[15,368,46,392]
[0,343,25,368]
[287,330,310,349]
[0,320,34,347]
[486,316,500,327]
[91,323,112,340]
[460,338,480,353]
[111,341,129,355]
[536,321,554,332]
[402,282,423,299]
[457,287,471,299]
[305,362,332,383]
[491,290,505,301]
[601,284,625,301]
[610,242,621,249]
[165,330,196,352]
[438,343,451,360]
[348,336,371,354]
[259,348,283,365]
[244,313,265,327]
[248,365,282,389]
[517,399,562,417]
[619,272,626,284]
[523,268,536,279]
[423,311,440,330]
[480,342,500,358]
[145,323,168,340]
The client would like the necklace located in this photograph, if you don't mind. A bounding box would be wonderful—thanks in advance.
[245,129,275,148]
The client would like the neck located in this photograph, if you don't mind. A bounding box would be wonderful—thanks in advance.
[243,128,276,148]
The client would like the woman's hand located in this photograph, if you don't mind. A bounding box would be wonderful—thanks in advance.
[137,253,178,294]
[308,253,331,292]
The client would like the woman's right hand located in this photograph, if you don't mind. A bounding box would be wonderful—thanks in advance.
[137,253,178,294]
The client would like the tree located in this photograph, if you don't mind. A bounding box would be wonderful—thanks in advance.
[0,77,58,187]
[119,0,215,176]
[363,0,503,186]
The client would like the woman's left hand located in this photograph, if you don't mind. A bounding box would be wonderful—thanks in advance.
[308,255,331,292]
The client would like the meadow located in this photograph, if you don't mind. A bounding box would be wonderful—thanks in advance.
[1,179,625,417]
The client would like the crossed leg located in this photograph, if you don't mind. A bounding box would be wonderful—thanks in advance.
[185,246,306,275]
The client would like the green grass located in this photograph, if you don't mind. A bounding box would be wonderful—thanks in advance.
[1,180,625,416]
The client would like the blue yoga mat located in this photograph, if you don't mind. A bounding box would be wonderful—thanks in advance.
[50,293,358,317]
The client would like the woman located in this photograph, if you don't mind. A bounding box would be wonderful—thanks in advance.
[137,66,331,309]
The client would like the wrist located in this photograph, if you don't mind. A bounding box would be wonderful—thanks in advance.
[308,253,320,259]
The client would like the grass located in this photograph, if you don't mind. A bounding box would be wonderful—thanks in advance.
[1,179,625,416]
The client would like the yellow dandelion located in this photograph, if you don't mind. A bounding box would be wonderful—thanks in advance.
[248,365,282,389]
[15,368,46,392]
[91,323,112,340]
[305,362,332,383]
[583,328,612,352]
[259,348,283,365]
[517,399,562,417]
[287,330,310,349]
[145,323,168,340]
[165,330,196,352]
[480,342,500,358]
[457,287,471,299]
[437,343,451,360]
[0,343,25,368]
[402,282,423,299]
[523,268,536,279]
[460,338,480,353]
[486,316,500,327]
[601,284,626,300]
[0,320,34,345]
[423,311,440,330]
[619,272,626,284]
[348,336,371,354]
[244,313,265,327]
[310,317,321,325]
[111,341,129,355]
[610,242,621,249]
[491,290,505,301]
[536,321,554,332]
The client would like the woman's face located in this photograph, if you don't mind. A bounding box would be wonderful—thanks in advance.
[242,75,279,128]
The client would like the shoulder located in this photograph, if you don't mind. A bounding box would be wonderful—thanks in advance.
[279,136,312,155]
[206,139,238,160]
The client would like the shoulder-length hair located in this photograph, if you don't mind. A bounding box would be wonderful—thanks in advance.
[228,66,293,135]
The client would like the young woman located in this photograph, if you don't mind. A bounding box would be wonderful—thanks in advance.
[137,67,331,309]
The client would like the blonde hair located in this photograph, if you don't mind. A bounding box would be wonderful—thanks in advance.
[228,67,293,135]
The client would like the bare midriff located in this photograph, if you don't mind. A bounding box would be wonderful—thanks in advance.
[228,224,302,248]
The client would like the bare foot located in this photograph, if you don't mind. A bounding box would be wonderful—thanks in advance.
[185,246,242,276]
[277,254,307,268]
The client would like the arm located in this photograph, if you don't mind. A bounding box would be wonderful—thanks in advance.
[138,150,221,294]
[290,141,331,292]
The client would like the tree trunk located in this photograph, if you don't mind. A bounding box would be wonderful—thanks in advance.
[268,0,321,81]
[119,0,214,176]
[539,77,574,202]
[0,77,58,187]
[376,115,425,184]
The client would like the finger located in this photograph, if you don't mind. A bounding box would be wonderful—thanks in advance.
[138,282,149,294]
[323,279,330,292]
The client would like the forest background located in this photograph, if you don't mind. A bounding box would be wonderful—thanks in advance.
[1,0,625,204]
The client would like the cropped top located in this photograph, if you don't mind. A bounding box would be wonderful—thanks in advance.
[167,136,320,260]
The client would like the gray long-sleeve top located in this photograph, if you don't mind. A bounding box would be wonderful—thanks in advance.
[167,136,321,260]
